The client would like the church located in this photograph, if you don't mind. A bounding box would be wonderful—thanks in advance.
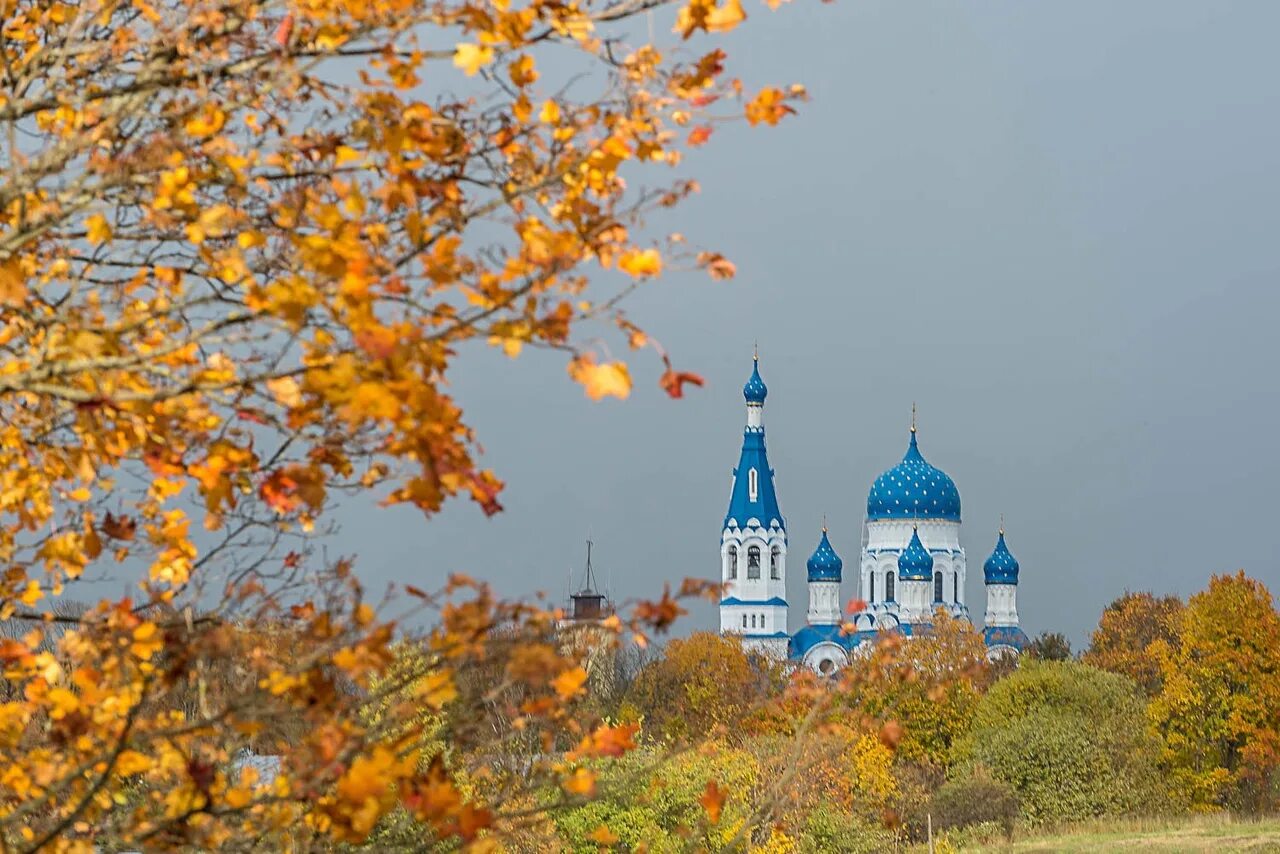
[718,354,1029,673]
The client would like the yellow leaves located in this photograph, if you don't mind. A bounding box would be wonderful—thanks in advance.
[618,248,663,278]
[186,204,235,244]
[538,100,561,125]
[85,214,112,245]
[130,622,163,660]
[415,670,458,710]
[46,686,79,720]
[562,767,596,797]
[18,580,41,607]
[152,165,196,212]
[184,105,226,139]
[553,666,589,700]
[676,0,746,37]
[115,750,153,776]
[453,43,494,77]
[706,0,746,32]
[508,55,538,87]
[266,376,303,408]
[567,355,631,401]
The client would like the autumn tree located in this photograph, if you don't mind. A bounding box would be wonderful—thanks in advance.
[838,612,990,769]
[623,632,783,743]
[0,0,809,846]
[1024,630,1072,662]
[1083,590,1183,696]
[1148,571,1280,812]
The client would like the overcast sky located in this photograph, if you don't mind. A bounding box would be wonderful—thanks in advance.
[340,2,1280,647]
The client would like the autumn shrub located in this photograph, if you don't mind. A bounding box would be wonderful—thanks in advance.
[930,765,1018,838]
[952,661,1165,825]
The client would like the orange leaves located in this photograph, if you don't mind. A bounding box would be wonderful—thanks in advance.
[699,780,726,823]
[508,54,538,87]
[553,666,590,701]
[331,746,417,841]
[660,367,705,399]
[568,354,631,401]
[697,251,737,280]
[130,622,163,660]
[878,719,904,751]
[568,723,639,761]
[562,767,596,797]
[745,87,796,126]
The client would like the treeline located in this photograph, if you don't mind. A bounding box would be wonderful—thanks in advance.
[338,570,1280,851]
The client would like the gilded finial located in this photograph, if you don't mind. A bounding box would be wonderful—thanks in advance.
[911,402,917,434]
[999,514,1005,536]
[822,514,828,533]
[753,340,758,362]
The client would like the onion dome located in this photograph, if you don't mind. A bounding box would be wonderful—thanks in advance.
[806,528,843,582]
[743,356,768,404]
[897,526,934,581]
[866,428,961,522]
[984,528,1020,585]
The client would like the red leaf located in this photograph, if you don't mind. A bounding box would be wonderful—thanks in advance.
[273,13,294,48]
[688,125,713,147]
[660,369,705,399]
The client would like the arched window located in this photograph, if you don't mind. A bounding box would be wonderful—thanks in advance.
[885,571,895,602]
[748,468,759,501]
[953,574,959,602]
[741,614,747,629]
[770,546,781,580]
[727,545,738,580]
[869,573,876,602]
[750,614,757,629]
[934,570,944,602]
[747,546,761,579]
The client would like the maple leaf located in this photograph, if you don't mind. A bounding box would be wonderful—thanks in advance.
[617,248,663,278]
[552,666,589,700]
[588,825,619,845]
[568,355,632,401]
[688,125,714,147]
[878,719,904,750]
[454,43,494,77]
[699,780,726,823]
[660,368,705,399]
[696,251,737,280]
[85,214,112,245]
[705,0,746,32]
[562,767,596,797]
[745,87,796,127]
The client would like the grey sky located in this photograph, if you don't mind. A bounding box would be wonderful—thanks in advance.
[344,2,1280,647]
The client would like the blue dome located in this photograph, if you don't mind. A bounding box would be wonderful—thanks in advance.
[806,529,843,582]
[897,527,934,580]
[866,430,961,522]
[983,625,1029,651]
[743,358,767,404]
[984,529,1019,585]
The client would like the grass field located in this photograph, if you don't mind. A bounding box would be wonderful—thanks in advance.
[948,814,1280,852]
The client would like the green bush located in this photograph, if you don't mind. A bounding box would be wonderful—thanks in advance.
[951,661,1165,825]
[799,805,893,854]
[930,766,1018,838]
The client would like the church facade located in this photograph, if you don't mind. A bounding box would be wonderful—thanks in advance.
[719,355,1029,673]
